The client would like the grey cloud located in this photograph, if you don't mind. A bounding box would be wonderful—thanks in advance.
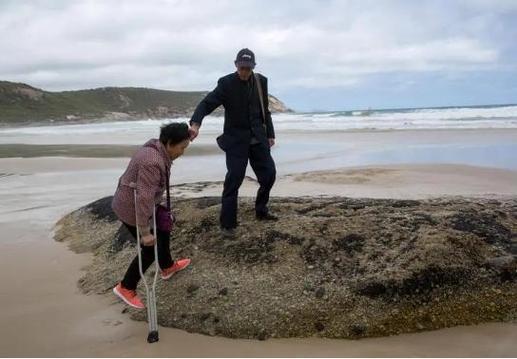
[0,0,513,95]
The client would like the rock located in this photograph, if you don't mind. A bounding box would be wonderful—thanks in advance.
[486,256,515,269]
[349,323,367,336]
[315,287,325,299]
[334,233,365,255]
[84,196,118,222]
[449,211,511,244]
[349,204,365,210]
[257,330,268,341]
[187,284,200,294]
[314,322,325,331]
[200,313,211,321]
[355,281,386,297]
[55,195,517,340]
[391,200,420,208]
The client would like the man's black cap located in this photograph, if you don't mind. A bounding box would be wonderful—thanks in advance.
[234,48,256,68]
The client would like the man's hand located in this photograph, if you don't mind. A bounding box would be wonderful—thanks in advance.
[189,123,200,141]
[141,234,155,246]
[268,138,275,147]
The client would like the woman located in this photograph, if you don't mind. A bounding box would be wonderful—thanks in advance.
[111,122,191,309]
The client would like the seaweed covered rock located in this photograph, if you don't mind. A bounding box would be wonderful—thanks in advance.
[54,195,517,339]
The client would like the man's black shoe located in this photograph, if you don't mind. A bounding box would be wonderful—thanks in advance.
[256,212,278,221]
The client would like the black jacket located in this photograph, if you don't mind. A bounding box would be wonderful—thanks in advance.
[190,72,275,151]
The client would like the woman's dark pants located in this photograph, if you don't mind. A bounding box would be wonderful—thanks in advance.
[120,222,173,290]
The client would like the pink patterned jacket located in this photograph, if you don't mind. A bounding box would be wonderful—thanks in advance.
[111,139,171,234]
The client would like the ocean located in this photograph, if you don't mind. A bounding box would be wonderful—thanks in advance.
[1,104,517,144]
[0,104,516,173]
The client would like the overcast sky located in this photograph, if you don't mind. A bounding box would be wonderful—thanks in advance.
[1,0,516,111]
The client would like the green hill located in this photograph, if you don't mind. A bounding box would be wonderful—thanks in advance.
[0,81,291,126]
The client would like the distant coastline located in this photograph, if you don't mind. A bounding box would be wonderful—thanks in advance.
[0,80,292,127]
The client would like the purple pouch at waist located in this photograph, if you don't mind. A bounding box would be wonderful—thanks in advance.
[156,204,174,232]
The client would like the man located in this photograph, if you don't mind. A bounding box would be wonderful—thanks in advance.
[189,48,277,237]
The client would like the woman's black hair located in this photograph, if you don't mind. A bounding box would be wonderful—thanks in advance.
[159,122,190,145]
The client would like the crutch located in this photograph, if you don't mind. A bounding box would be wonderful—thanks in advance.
[131,182,160,343]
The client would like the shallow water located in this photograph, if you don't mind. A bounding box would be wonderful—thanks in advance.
[1,128,516,226]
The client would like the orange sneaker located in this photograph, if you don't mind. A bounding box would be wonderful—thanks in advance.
[161,258,191,280]
[113,283,145,309]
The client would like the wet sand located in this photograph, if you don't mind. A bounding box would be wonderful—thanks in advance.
[0,143,218,158]
[1,158,517,356]
[172,163,517,200]
[2,236,517,357]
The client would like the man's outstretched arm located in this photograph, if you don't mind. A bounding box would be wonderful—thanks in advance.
[189,78,225,140]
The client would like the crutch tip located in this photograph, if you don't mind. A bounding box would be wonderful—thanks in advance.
[147,330,159,343]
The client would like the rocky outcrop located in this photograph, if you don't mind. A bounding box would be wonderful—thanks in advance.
[268,94,291,113]
[54,195,517,339]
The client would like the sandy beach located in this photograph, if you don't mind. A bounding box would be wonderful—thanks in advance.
[1,150,517,356]
[1,121,516,357]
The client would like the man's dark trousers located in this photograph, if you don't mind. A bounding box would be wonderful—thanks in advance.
[221,141,276,229]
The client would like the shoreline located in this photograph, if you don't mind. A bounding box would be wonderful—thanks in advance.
[1,128,516,177]
[2,121,517,133]
[0,143,219,158]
